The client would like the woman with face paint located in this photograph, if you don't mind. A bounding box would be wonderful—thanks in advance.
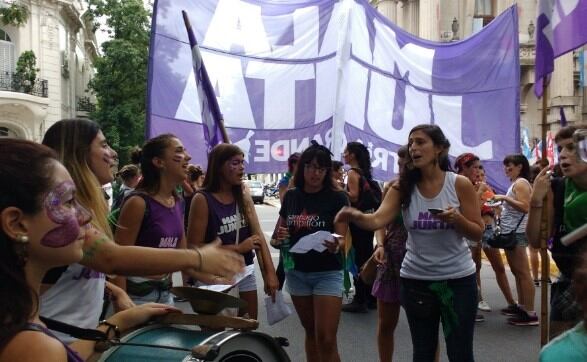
[113,134,193,305]
[187,143,279,320]
[0,139,181,362]
[336,125,484,362]
[40,119,244,341]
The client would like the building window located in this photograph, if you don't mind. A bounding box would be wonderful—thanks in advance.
[0,126,18,138]
[0,28,15,74]
[473,0,495,34]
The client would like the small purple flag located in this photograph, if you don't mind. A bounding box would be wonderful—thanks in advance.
[182,11,224,151]
[535,0,587,97]
[560,106,567,127]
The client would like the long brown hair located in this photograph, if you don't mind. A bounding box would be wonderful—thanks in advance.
[399,125,451,209]
[42,119,112,238]
[0,140,57,348]
[135,134,178,195]
[203,144,248,223]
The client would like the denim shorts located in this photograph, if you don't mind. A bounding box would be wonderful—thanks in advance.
[236,272,257,293]
[285,269,343,297]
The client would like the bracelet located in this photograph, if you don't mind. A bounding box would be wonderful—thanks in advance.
[98,320,120,340]
[194,248,203,271]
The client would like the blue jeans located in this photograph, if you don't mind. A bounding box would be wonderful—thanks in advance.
[400,274,477,362]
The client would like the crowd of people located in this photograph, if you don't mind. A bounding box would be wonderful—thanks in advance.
[0,118,586,362]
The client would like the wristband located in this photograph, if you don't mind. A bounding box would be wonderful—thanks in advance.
[94,320,120,352]
[99,320,120,339]
[194,248,203,271]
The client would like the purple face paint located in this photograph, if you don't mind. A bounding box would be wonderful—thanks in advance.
[41,181,92,248]
[172,154,184,163]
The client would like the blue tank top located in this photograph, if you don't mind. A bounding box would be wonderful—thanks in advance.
[134,194,184,249]
[199,191,254,265]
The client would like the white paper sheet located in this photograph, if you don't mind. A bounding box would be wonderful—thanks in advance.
[289,230,333,254]
[264,291,293,325]
[196,264,255,292]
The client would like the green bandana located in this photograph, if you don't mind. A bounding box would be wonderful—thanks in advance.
[428,281,459,337]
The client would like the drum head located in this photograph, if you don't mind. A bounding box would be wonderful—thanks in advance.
[171,287,247,315]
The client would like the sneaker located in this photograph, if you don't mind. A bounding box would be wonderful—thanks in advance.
[501,304,522,317]
[508,311,539,326]
[478,300,491,312]
[342,300,368,313]
[475,314,485,322]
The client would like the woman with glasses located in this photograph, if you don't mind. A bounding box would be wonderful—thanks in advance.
[187,143,278,319]
[273,141,349,362]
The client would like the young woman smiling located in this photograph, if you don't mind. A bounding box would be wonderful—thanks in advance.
[336,125,483,362]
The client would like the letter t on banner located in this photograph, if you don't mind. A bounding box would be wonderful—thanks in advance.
[182,10,229,150]
[534,0,587,97]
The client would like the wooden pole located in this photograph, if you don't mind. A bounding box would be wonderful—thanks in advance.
[539,81,550,347]
[219,119,230,144]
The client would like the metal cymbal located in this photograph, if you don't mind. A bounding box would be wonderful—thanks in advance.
[170,287,247,315]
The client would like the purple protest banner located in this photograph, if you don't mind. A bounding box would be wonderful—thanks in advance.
[535,0,587,97]
[147,0,520,193]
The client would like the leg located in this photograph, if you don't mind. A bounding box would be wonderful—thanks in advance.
[505,246,535,311]
[483,247,515,305]
[313,295,343,362]
[346,226,374,308]
[238,290,258,319]
[377,300,401,362]
[291,295,320,362]
[400,278,441,362]
[444,274,477,362]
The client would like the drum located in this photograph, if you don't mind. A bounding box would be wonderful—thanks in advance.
[98,325,290,362]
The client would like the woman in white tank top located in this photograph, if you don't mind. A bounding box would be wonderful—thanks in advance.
[336,125,484,362]
[493,154,537,326]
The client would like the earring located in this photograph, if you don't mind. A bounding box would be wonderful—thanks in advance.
[14,235,29,265]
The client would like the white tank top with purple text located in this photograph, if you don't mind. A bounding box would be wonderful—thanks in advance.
[401,172,475,280]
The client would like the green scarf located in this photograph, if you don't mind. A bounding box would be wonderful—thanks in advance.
[428,281,459,337]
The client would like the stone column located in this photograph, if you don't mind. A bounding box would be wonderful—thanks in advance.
[406,0,419,36]
[549,53,577,126]
[374,0,398,23]
[419,0,439,41]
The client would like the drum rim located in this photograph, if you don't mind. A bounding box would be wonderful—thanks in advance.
[97,324,221,361]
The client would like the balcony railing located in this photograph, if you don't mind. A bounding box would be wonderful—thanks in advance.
[76,96,96,113]
[0,72,48,98]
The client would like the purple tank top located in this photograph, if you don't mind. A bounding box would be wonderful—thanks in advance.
[200,191,254,265]
[23,323,84,362]
[135,194,184,249]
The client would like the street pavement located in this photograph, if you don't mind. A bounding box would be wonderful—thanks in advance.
[179,200,544,362]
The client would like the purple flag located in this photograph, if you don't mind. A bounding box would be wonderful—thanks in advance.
[182,11,224,152]
[535,0,587,97]
[560,106,567,126]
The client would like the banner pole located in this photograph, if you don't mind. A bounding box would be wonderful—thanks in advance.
[539,81,550,347]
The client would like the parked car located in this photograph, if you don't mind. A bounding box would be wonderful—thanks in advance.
[245,180,265,204]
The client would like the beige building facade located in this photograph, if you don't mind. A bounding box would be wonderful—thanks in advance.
[0,0,97,141]
[371,0,586,145]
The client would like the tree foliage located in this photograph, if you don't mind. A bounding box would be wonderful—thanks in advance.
[88,0,150,165]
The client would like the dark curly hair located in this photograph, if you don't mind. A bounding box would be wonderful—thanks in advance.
[399,125,452,208]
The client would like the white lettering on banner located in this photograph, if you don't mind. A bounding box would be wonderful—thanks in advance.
[177,0,501,172]
[246,62,314,129]
[372,18,435,89]
[432,95,493,159]
[253,129,346,163]
[203,0,270,53]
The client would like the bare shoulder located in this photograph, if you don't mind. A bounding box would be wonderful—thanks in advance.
[1,331,67,362]
[122,195,147,210]
[454,174,474,190]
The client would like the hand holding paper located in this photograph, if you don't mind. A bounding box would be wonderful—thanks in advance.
[289,230,333,253]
